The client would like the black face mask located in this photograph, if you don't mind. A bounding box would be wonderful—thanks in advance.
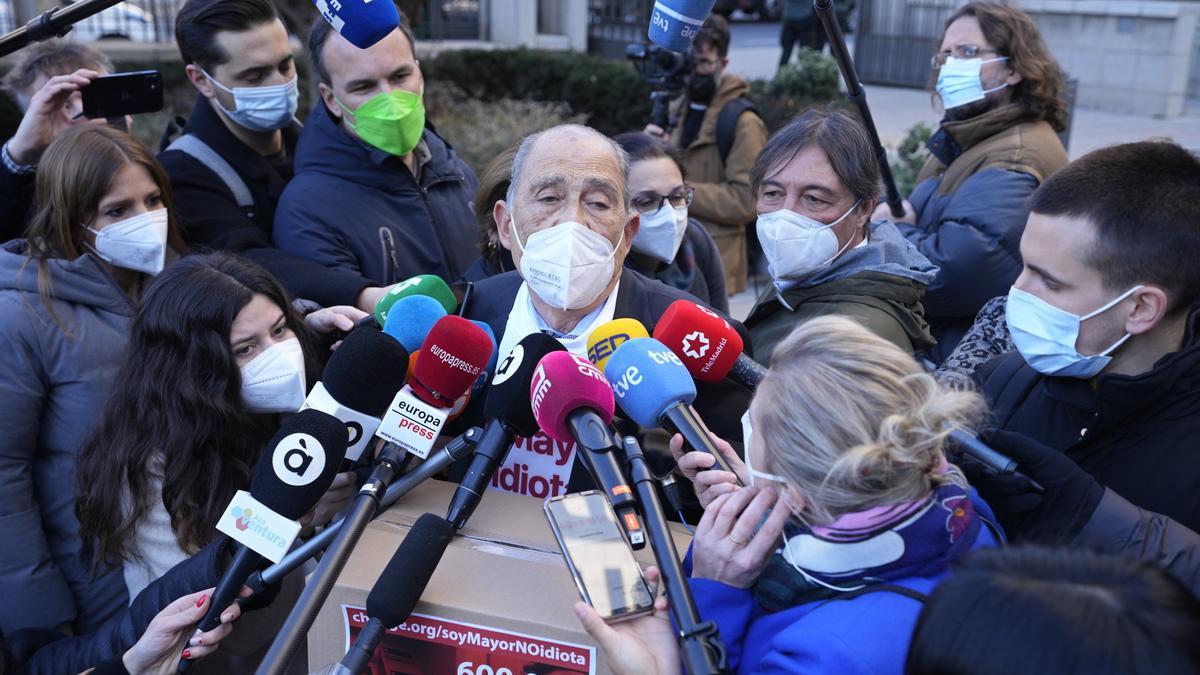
[687,73,717,104]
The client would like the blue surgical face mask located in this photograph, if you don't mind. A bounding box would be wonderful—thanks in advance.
[203,69,299,132]
[1006,285,1142,378]
[935,56,1008,110]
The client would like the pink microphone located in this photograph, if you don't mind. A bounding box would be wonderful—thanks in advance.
[529,352,616,443]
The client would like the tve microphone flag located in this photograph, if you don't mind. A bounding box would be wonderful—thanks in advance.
[531,352,645,547]
[653,299,766,389]
[377,315,494,459]
[312,0,399,50]
[446,333,567,528]
[382,294,447,354]
[375,274,458,325]
[586,318,650,372]
[339,513,456,675]
[604,337,737,477]
[301,328,408,461]
[182,409,347,671]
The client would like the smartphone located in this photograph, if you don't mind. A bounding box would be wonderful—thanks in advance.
[544,490,655,623]
[82,70,163,119]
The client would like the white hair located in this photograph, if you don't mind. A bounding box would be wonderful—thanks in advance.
[505,124,630,212]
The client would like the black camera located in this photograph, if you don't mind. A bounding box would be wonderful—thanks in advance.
[625,43,694,133]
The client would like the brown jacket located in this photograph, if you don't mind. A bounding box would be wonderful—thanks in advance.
[669,73,768,293]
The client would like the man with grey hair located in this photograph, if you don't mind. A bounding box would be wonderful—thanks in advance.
[458,123,750,502]
[0,40,112,241]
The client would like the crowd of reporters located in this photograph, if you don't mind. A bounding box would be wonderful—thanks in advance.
[0,0,1199,672]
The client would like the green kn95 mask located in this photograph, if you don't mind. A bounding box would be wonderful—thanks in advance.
[339,89,425,157]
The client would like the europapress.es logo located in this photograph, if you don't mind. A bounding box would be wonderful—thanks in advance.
[228,505,288,549]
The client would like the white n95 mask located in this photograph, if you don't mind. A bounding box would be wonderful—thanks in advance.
[203,69,299,132]
[632,203,689,264]
[1006,285,1142,379]
[513,217,623,311]
[756,201,860,282]
[936,56,1009,110]
[86,208,170,275]
[240,337,307,413]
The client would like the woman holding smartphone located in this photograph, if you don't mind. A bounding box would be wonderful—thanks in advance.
[577,316,1002,674]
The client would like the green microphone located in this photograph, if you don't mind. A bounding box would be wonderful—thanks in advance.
[374,274,457,325]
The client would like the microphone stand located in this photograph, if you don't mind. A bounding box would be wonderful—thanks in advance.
[0,0,126,57]
[813,0,904,217]
[620,436,726,675]
[255,429,481,675]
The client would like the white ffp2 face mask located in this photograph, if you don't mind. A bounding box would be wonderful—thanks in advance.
[203,69,299,132]
[936,56,1009,110]
[631,203,689,263]
[240,337,307,413]
[512,216,623,311]
[756,201,860,283]
[86,208,170,275]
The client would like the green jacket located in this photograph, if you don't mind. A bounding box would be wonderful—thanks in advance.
[746,271,937,366]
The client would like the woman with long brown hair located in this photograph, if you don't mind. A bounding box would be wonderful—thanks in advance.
[0,124,186,637]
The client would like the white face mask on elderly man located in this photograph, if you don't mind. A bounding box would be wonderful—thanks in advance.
[511,215,623,311]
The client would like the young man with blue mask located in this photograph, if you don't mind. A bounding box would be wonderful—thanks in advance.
[974,140,1200,537]
[160,0,389,311]
[872,2,1069,362]
[272,15,478,287]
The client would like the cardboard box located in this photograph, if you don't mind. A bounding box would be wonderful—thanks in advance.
[307,479,693,675]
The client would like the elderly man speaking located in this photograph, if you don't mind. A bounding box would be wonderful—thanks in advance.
[458,124,749,500]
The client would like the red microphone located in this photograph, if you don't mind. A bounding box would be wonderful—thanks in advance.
[376,315,494,459]
[652,300,765,390]
[530,352,644,548]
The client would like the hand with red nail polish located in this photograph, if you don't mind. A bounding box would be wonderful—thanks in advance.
[121,587,242,674]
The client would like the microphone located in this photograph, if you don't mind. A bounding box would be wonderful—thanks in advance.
[338,513,456,675]
[647,0,716,53]
[376,316,494,460]
[604,337,738,478]
[530,351,645,548]
[382,294,447,353]
[312,0,399,50]
[586,318,650,371]
[653,300,765,390]
[468,320,498,396]
[180,409,347,672]
[301,328,409,461]
[445,333,567,529]
[375,274,458,326]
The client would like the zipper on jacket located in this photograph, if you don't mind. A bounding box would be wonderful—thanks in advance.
[419,180,462,280]
[379,227,400,285]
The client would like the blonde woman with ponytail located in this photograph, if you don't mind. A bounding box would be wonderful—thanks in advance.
[576,316,1003,675]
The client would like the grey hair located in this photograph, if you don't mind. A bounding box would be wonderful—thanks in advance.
[751,106,882,204]
[755,316,985,526]
[505,124,631,214]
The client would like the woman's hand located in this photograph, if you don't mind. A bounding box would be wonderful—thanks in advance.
[121,587,242,674]
[691,486,791,588]
[669,431,747,509]
[299,470,357,534]
[304,305,367,335]
[573,566,678,675]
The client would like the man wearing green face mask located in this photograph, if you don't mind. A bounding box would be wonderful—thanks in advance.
[273,14,479,287]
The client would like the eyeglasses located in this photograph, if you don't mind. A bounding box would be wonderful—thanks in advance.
[931,45,1000,69]
[630,187,694,215]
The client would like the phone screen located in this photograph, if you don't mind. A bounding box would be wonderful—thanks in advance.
[546,492,654,621]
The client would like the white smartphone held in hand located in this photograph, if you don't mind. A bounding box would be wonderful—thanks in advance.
[545,490,655,624]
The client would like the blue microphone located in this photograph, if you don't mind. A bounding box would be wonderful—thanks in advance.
[312,0,400,50]
[604,337,738,478]
[470,321,498,395]
[383,294,446,353]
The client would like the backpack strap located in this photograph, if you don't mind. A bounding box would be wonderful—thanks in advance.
[164,133,255,214]
[716,97,758,166]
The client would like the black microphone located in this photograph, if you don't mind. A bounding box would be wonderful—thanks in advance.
[179,409,347,672]
[338,513,456,675]
[445,333,567,529]
[302,328,410,462]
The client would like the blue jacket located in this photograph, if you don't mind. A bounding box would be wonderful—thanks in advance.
[273,107,480,286]
[0,240,129,636]
[894,104,1067,358]
[691,493,1001,674]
